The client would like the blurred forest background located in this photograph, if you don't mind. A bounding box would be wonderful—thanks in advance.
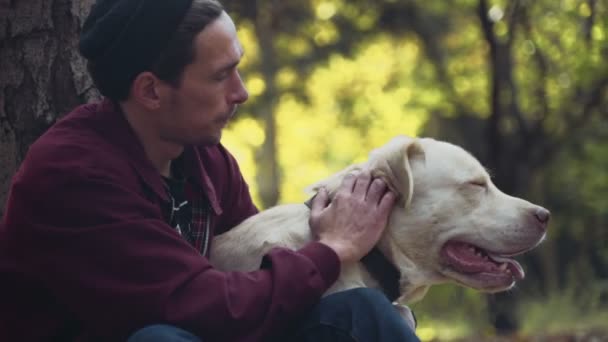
[1,0,607,341]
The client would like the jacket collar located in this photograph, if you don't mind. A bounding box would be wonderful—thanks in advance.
[96,99,222,215]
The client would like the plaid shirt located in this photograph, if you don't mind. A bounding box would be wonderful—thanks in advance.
[163,176,212,256]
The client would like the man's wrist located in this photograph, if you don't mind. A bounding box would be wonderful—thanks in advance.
[297,242,342,288]
[317,239,351,263]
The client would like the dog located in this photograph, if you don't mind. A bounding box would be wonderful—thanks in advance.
[209,135,549,305]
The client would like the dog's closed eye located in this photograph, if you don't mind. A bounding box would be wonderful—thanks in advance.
[468,180,487,188]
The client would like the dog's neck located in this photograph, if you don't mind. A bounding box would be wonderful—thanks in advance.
[377,235,432,303]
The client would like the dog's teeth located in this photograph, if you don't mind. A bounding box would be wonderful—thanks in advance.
[499,263,508,271]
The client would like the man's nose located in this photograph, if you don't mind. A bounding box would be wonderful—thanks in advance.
[229,72,249,104]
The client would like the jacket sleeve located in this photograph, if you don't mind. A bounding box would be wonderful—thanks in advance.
[4,157,340,341]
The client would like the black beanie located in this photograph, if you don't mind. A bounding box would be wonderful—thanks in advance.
[79,0,194,98]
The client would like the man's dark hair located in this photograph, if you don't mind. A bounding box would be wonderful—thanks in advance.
[85,0,224,101]
[149,0,224,88]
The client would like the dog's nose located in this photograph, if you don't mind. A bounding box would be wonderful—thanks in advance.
[534,207,551,227]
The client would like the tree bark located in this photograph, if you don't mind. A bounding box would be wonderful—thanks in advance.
[253,0,281,208]
[0,0,98,216]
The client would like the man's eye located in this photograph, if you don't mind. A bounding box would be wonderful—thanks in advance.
[215,72,230,81]
[216,67,238,81]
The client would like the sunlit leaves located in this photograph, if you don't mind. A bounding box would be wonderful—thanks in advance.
[275,67,298,89]
[276,34,313,58]
[315,1,337,20]
[310,0,343,44]
[592,25,605,42]
[488,5,505,22]
[275,36,426,202]
[221,117,265,205]
[229,0,606,225]
[340,2,379,31]
[245,74,266,98]
[442,11,490,116]
[226,34,428,203]
[311,21,340,46]
[221,0,607,335]
[578,1,592,17]
[236,21,259,69]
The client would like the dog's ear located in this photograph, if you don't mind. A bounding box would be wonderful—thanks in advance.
[305,136,424,206]
[368,136,425,207]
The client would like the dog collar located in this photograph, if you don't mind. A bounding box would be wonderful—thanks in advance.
[360,248,401,302]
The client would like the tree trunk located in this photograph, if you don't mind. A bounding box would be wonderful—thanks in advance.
[0,0,98,216]
[253,1,280,208]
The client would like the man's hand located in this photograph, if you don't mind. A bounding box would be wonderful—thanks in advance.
[309,171,397,264]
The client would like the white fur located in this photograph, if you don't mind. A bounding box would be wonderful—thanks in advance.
[209,136,547,304]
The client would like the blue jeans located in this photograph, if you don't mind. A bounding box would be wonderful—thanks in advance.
[128,288,420,342]
[128,325,201,342]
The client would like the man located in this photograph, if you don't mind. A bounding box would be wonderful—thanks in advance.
[0,0,420,341]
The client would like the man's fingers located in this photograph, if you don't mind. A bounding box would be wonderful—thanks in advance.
[352,171,372,196]
[338,172,357,195]
[310,187,329,215]
[378,190,397,213]
[366,178,388,203]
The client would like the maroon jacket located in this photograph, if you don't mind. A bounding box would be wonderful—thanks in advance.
[0,100,340,341]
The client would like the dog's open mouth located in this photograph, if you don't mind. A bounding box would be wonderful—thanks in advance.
[440,241,525,282]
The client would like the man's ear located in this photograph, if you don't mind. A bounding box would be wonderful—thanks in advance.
[368,135,425,208]
[130,71,165,110]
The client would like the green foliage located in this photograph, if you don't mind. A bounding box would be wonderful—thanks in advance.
[519,280,608,335]
[410,285,489,340]
[227,33,429,203]
[221,0,607,336]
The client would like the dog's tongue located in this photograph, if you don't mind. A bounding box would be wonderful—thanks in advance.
[442,241,524,280]
[443,242,495,273]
